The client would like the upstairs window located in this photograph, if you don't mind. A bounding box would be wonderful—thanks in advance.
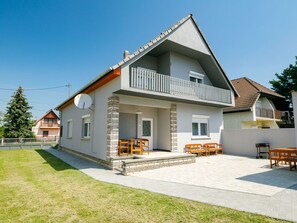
[189,71,205,84]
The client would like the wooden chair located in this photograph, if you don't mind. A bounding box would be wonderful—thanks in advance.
[118,139,130,156]
[141,139,150,155]
[130,139,143,155]
[269,149,297,171]
[203,143,223,155]
[185,144,208,156]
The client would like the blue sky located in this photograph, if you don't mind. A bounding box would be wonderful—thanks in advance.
[1,0,297,118]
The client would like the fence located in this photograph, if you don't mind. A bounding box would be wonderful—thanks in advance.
[0,136,59,150]
[222,128,296,157]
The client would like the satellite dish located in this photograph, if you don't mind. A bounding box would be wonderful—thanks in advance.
[74,94,92,110]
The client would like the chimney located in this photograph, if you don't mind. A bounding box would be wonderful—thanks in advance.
[123,50,129,59]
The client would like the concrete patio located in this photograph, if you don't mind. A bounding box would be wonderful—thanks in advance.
[132,154,297,196]
[46,148,297,222]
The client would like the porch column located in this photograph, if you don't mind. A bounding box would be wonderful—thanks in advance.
[170,104,178,152]
[106,95,119,159]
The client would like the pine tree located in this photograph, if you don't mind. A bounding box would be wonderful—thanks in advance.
[3,86,34,138]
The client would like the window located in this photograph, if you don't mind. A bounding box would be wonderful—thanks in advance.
[189,71,204,84]
[192,115,209,137]
[43,131,49,137]
[67,119,73,138]
[82,115,91,138]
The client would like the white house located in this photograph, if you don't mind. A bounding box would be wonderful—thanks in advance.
[223,77,288,129]
[56,14,237,168]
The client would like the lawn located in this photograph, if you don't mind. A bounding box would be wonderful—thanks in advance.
[0,149,288,223]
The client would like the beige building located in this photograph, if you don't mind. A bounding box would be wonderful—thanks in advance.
[223,77,287,129]
[32,110,60,140]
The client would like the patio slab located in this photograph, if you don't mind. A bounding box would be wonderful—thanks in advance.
[132,154,297,196]
[45,148,297,222]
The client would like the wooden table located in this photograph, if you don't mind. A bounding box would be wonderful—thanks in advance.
[269,148,297,171]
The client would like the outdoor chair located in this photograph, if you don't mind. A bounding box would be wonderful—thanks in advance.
[203,143,223,155]
[118,139,130,156]
[141,139,150,155]
[130,139,143,155]
[185,144,208,156]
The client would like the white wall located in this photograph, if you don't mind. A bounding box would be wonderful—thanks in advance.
[157,108,170,150]
[223,111,253,129]
[176,103,223,153]
[167,19,210,55]
[222,129,296,157]
[60,77,120,160]
[130,55,158,71]
[169,52,212,85]
[292,91,297,146]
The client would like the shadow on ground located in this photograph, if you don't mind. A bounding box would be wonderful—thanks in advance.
[237,166,297,190]
[35,149,76,171]
[37,148,111,173]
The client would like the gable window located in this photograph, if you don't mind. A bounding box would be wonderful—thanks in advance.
[189,71,205,84]
[67,119,73,138]
[82,115,91,138]
[192,115,209,137]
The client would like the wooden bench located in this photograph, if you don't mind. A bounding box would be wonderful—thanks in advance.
[185,144,208,156]
[203,143,223,155]
[269,148,297,171]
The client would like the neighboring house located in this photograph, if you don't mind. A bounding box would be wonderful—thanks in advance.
[32,110,60,139]
[292,91,297,145]
[56,14,237,168]
[223,77,287,129]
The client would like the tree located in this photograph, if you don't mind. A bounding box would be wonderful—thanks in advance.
[270,56,297,109]
[3,86,34,138]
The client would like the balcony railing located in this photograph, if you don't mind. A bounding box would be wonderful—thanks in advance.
[256,108,282,119]
[130,68,231,104]
[40,122,60,128]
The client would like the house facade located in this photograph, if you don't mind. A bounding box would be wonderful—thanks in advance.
[32,110,60,140]
[293,91,297,145]
[56,15,236,168]
[223,77,287,129]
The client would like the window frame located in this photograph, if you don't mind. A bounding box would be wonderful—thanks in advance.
[192,115,210,139]
[189,71,205,84]
[82,114,91,139]
[67,119,73,139]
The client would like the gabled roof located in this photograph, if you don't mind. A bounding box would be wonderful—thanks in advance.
[224,77,285,113]
[56,14,237,110]
[35,109,60,124]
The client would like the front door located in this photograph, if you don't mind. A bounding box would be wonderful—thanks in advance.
[142,118,153,150]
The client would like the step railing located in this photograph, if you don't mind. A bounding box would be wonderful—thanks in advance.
[130,67,231,104]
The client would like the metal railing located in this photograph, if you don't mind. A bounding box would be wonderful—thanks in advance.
[130,68,231,104]
[0,137,59,150]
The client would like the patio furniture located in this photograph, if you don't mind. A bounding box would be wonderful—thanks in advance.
[269,148,297,171]
[141,139,150,155]
[256,143,270,159]
[185,144,208,156]
[130,138,143,155]
[203,143,223,155]
[118,139,130,156]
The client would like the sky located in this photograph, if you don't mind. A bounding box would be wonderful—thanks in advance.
[1,0,297,119]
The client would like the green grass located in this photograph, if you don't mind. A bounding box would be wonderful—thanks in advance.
[0,149,288,223]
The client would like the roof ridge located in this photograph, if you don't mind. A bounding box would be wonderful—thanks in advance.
[243,77,261,92]
[111,14,192,70]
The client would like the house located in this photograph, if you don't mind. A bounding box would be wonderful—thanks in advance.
[32,110,60,140]
[56,14,237,168]
[293,91,297,145]
[223,77,287,129]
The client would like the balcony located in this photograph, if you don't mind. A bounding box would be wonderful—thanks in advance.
[40,122,60,128]
[130,68,231,104]
[256,108,282,120]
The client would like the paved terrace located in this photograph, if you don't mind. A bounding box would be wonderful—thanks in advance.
[46,148,297,222]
